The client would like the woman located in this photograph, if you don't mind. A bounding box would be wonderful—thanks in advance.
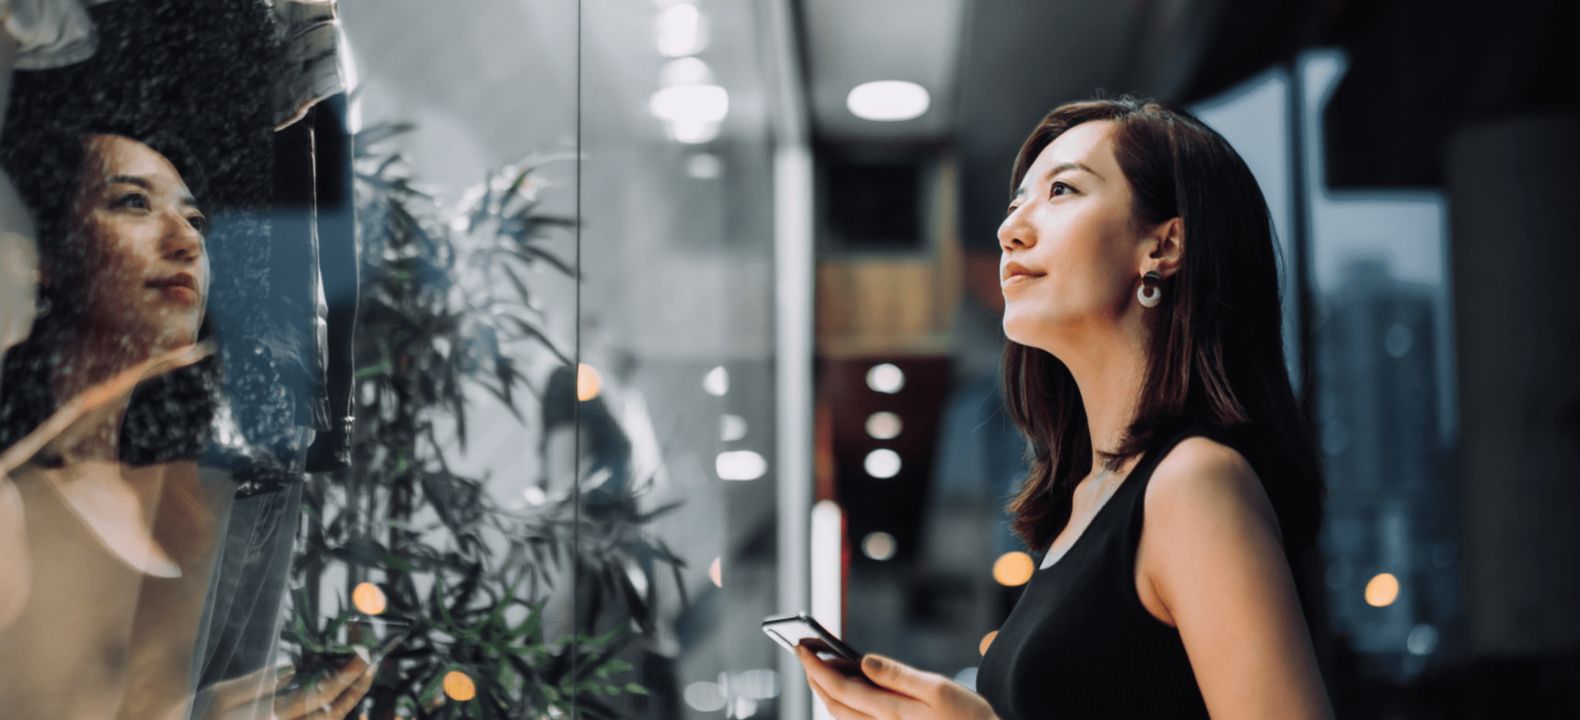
[0,129,372,719]
[797,97,1334,719]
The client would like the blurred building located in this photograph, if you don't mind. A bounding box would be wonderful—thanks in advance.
[1317,257,1461,679]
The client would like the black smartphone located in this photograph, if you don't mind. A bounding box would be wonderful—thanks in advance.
[762,612,872,682]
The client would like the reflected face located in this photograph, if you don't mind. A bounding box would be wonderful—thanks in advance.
[67,134,209,352]
[996,120,1141,350]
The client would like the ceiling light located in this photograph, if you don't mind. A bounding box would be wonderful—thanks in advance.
[861,532,897,561]
[650,84,729,124]
[703,365,729,396]
[667,119,721,144]
[716,450,767,480]
[847,80,930,122]
[864,448,901,478]
[660,56,713,87]
[866,363,905,394]
[721,413,748,441]
[865,411,902,440]
[655,3,707,57]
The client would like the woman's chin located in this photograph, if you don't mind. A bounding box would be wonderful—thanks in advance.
[1001,311,1046,348]
[150,327,200,354]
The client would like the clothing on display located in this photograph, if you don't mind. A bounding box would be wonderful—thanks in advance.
[1,0,117,70]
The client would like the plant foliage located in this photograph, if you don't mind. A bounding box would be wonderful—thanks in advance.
[285,123,683,719]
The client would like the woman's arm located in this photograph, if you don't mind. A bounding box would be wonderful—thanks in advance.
[1145,437,1335,720]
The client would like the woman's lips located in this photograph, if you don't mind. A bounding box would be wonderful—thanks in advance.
[148,277,201,305]
[1001,273,1042,288]
[153,284,200,305]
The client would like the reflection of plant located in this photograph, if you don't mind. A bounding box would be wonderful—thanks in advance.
[285,123,684,719]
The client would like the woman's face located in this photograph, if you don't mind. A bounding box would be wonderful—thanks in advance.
[67,134,209,353]
[996,120,1146,351]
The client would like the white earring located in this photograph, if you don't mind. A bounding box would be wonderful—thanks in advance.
[1137,271,1163,308]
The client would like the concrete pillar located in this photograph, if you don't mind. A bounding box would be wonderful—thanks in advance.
[1446,111,1580,658]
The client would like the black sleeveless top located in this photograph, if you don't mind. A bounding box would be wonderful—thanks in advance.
[977,425,1227,719]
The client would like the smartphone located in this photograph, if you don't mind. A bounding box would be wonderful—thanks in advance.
[762,612,872,682]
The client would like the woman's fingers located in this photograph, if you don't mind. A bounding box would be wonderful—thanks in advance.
[206,664,293,713]
[305,665,375,719]
[796,646,904,719]
[275,655,371,720]
[859,654,946,704]
[805,664,876,720]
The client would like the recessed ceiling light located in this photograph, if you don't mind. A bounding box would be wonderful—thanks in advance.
[654,3,707,57]
[847,80,930,122]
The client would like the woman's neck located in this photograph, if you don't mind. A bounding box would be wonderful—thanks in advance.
[1056,318,1148,468]
[46,326,155,461]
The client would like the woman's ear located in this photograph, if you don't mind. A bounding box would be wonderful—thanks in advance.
[1147,217,1185,278]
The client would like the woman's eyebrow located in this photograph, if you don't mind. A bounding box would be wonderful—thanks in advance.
[108,174,152,189]
[1044,161,1102,180]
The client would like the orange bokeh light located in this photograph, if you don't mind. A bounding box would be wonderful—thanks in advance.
[979,630,998,656]
[992,552,1035,587]
[1365,572,1400,607]
[576,363,602,401]
[443,670,477,702]
[352,582,387,616]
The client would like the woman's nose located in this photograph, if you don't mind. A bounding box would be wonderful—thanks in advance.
[997,210,1034,252]
[161,212,204,262]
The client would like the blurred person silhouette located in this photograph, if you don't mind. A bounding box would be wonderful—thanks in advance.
[796,96,1335,720]
[0,128,371,720]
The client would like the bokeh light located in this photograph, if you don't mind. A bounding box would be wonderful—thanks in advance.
[709,557,723,587]
[703,365,729,396]
[443,670,476,702]
[576,363,602,401]
[1365,572,1400,607]
[716,450,768,481]
[352,582,387,616]
[721,413,748,441]
[865,411,902,440]
[846,80,931,122]
[861,531,897,561]
[992,551,1035,587]
[979,630,998,656]
[863,448,902,478]
[684,681,727,712]
[865,363,905,394]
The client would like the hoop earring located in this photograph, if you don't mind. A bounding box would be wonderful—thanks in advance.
[1137,270,1163,308]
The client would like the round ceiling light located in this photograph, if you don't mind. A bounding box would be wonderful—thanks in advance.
[846,80,930,122]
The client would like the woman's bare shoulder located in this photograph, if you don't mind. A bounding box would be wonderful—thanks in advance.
[1145,435,1277,531]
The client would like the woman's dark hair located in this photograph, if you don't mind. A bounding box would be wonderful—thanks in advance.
[1001,96,1325,563]
[0,125,218,465]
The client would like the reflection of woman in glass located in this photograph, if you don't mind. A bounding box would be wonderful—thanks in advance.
[797,97,1334,719]
[0,130,369,719]
[0,129,219,718]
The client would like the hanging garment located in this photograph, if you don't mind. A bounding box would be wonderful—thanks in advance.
[1,0,118,70]
[272,91,358,474]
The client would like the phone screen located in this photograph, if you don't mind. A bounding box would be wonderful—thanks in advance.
[762,613,868,680]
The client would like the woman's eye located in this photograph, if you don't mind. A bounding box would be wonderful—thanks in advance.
[187,214,209,234]
[112,192,151,210]
[1050,181,1074,197]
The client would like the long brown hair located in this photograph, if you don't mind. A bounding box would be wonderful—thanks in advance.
[1002,96,1324,562]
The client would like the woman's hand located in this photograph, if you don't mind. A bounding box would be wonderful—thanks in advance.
[197,654,375,720]
[795,645,998,720]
